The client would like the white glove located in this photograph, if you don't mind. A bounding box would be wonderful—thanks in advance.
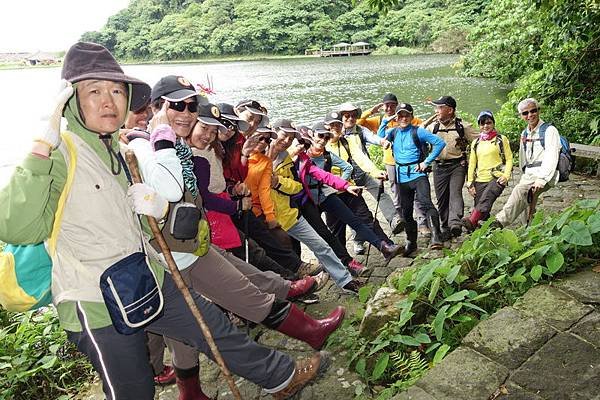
[127,183,169,219]
[35,79,74,150]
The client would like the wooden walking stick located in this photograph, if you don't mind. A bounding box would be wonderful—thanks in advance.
[125,151,243,400]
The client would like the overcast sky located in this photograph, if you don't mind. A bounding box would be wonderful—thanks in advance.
[0,0,130,53]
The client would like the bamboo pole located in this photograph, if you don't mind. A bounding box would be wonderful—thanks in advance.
[125,151,242,400]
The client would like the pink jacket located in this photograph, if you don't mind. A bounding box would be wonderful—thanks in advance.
[296,152,349,203]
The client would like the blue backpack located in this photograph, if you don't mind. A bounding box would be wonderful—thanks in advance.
[0,133,77,312]
[521,122,575,182]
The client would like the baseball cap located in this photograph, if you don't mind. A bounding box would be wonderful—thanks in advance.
[216,102,250,132]
[272,119,298,134]
[324,111,343,124]
[477,110,495,124]
[151,75,208,104]
[382,93,398,104]
[431,96,457,109]
[395,103,414,114]
[197,103,227,134]
[311,121,330,135]
[255,119,276,137]
[236,99,269,125]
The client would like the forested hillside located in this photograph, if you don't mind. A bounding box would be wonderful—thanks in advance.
[80,0,486,60]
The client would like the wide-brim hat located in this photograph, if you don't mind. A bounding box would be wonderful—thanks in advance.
[61,42,151,112]
[338,102,362,118]
[197,103,227,134]
[255,119,276,137]
[216,102,250,132]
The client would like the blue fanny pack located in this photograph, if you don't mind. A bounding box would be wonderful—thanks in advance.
[99,251,163,335]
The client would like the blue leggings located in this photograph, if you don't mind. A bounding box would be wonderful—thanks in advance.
[320,194,381,247]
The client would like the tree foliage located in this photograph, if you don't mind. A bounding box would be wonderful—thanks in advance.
[460,0,600,144]
[82,0,486,59]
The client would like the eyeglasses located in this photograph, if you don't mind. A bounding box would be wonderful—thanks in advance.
[521,108,538,116]
[258,136,272,144]
[317,132,331,140]
[168,101,198,113]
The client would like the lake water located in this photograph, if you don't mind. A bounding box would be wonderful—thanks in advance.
[0,54,511,186]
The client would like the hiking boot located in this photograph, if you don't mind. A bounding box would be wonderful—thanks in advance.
[174,366,211,400]
[390,214,406,235]
[489,219,503,229]
[154,365,176,386]
[461,217,476,233]
[353,241,366,255]
[348,259,368,277]
[379,241,402,264]
[273,304,345,350]
[427,210,444,250]
[342,279,364,295]
[272,352,330,399]
[312,271,329,291]
[403,221,418,258]
[450,225,462,238]
[287,276,317,300]
[297,261,324,278]
[418,224,431,238]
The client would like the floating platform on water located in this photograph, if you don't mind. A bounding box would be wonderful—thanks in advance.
[305,42,373,57]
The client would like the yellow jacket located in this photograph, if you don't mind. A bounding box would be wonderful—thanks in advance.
[271,152,303,231]
[466,135,513,185]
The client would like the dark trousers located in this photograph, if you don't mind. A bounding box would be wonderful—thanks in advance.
[433,160,467,231]
[231,230,298,280]
[66,274,294,400]
[399,176,437,224]
[321,193,383,247]
[300,200,352,266]
[233,211,302,272]
[473,180,506,219]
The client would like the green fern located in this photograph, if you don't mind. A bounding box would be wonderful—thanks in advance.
[389,350,429,390]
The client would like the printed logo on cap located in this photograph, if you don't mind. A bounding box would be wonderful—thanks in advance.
[211,106,221,118]
[332,112,339,118]
[177,77,191,87]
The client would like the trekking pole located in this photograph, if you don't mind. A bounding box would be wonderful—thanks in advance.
[526,186,539,227]
[365,178,386,267]
[125,151,242,400]
[244,209,250,263]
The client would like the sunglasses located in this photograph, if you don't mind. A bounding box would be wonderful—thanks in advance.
[316,132,331,140]
[221,119,237,131]
[257,136,272,144]
[168,101,198,113]
[521,108,538,116]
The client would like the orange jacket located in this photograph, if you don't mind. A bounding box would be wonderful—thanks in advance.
[245,153,276,222]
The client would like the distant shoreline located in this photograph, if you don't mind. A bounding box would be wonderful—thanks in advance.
[0,48,431,70]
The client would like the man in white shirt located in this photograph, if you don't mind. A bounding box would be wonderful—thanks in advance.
[495,98,560,226]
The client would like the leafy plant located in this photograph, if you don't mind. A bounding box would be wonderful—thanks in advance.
[329,199,600,398]
[0,309,93,400]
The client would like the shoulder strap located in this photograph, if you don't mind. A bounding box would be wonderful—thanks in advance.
[497,135,506,164]
[432,122,440,135]
[454,118,465,138]
[339,137,353,162]
[538,122,550,149]
[411,126,424,162]
[323,152,333,173]
[473,137,481,158]
[47,132,77,255]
